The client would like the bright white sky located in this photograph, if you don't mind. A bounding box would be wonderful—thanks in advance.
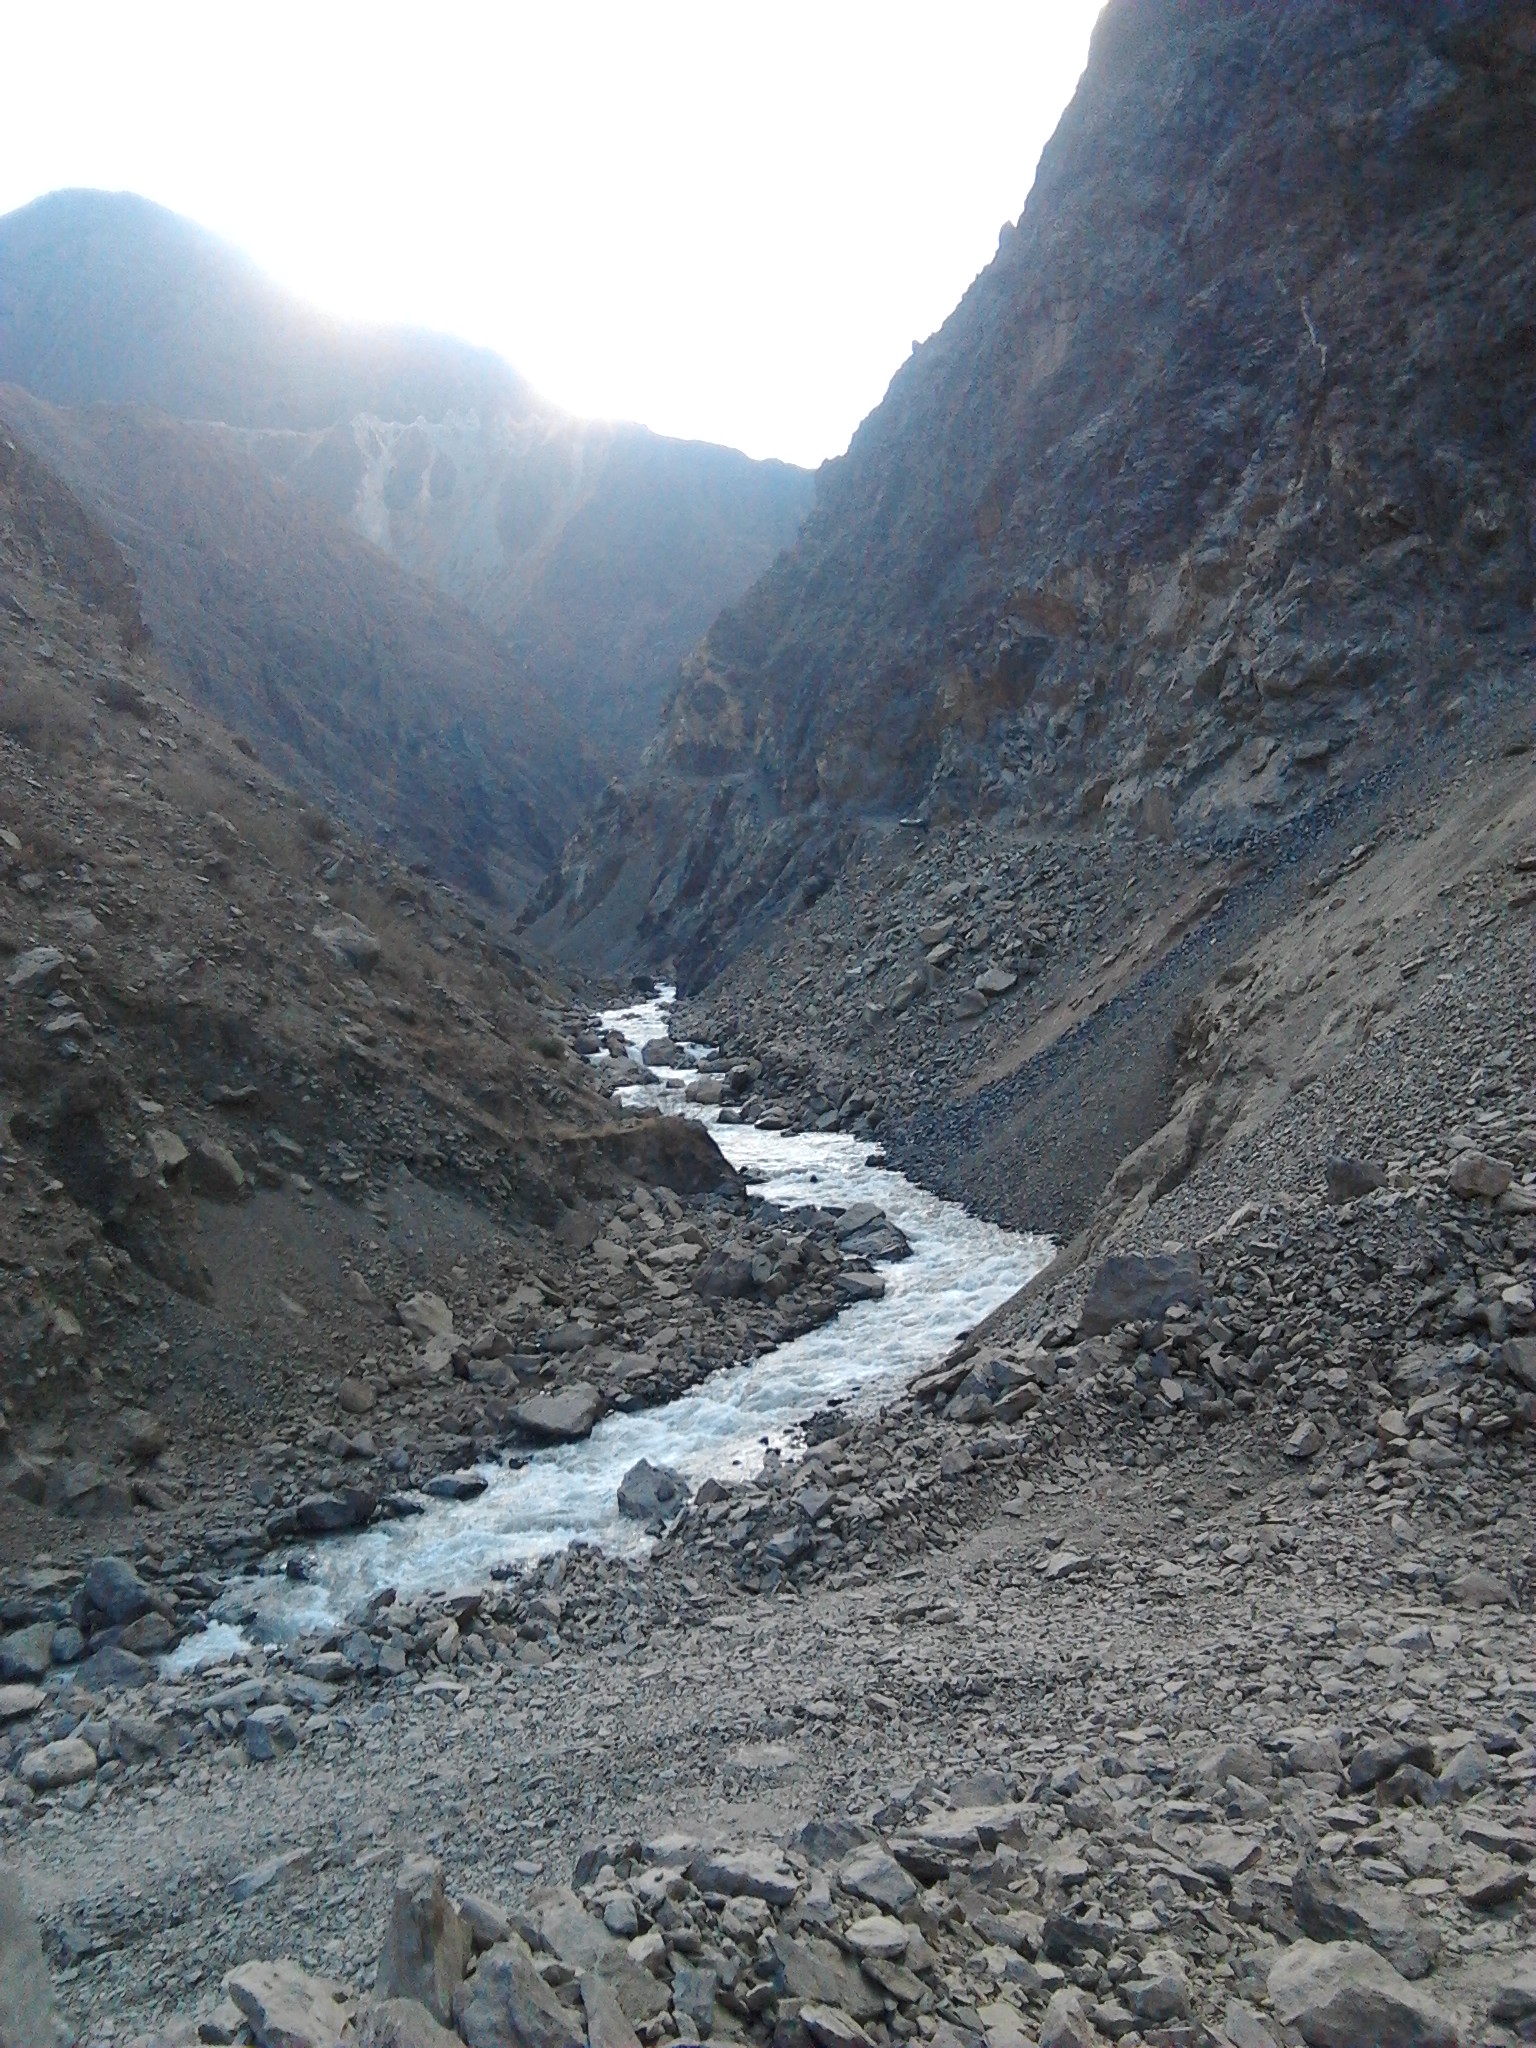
[2,2,1103,467]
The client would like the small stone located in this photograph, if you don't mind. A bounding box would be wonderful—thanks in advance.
[337,1378,376,1416]
[0,1683,45,1721]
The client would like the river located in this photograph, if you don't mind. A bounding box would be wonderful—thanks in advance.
[188,990,1050,1651]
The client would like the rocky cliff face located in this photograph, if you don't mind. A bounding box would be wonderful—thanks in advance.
[535,0,1536,980]
[0,190,813,772]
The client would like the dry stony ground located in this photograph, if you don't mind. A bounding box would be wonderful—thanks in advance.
[3,743,1533,2048]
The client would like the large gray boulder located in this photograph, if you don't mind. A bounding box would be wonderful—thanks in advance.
[616,1459,690,1521]
[226,1958,355,2048]
[1079,1250,1204,1335]
[510,1385,602,1442]
[452,1936,586,2048]
[354,1997,462,2048]
[375,1856,471,2024]
[0,1864,70,2048]
[83,1554,155,1624]
[1267,1939,1460,2048]
[1292,1856,1441,1979]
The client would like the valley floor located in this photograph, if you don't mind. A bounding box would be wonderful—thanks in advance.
[3,722,1533,2048]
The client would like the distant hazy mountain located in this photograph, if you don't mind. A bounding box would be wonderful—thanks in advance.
[0,189,813,760]
[0,384,593,899]
[0,188,530,429]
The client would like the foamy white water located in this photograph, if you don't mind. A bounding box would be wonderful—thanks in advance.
[197,989,1049,1648]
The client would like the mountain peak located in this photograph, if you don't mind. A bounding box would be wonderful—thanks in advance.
[0,185,535,430]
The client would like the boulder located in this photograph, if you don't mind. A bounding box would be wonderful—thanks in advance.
[376,1856,471,2025]
[1447,1150,1513,1200]
[0,1623,54,1682]
[71,1645,148,1692]
[149,1128,190,1175]
[1267,1938,1460,2048]
[510,1385,602,1442]
[226,1958,355,2048]
[688,1845,800,1907]
[452,1936,587,2048]
[838,1843,916,1913]
[769,1932,884,2022]
[397,1293,455,1342]
[0,1862,70,2048]
[5,946,65,993]
[1079,1250,1204,1335]
[187,1138,246,1200]
[975,966,1018,997]
[1489,1960,1536,2025]
[1038,1987,1096,2048]
[244,1706,299,1761]
[580,1971,641,2048]
[671,1962,717,2035]
[1292,1859,1441,1980]
[1325,1155,1386,1204]
[0,1684,44,1722]
[617,1459,690,1521]
[313,914,382,975]
[801,2009,874,2048]
[1124,1946,1191,2024]
[19,1737,98,1791]
[84,1553,156,1624]
[354,2000,461,2048]
[118,1408,168,1462]
[296,1488,374,1534]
